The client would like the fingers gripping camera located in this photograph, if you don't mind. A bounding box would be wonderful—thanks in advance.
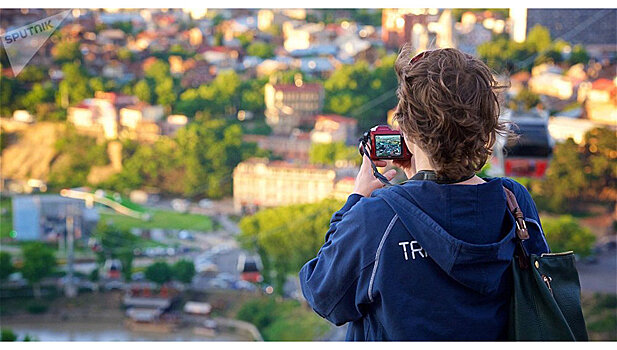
[360,125,412,161]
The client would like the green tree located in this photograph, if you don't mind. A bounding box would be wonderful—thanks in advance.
[309,142,359,166]
[542,216,596,257]
[568,45,589,65]
[48,127,107,189]
[53,40,82,63]
[324,55,398,130]
[19,82,54,114]
[145,261,173,286]
[1,329,17,341]
[236,298,330,340]
[95,223,138,281]
[238,199,344,294]
[57,63,93,107]
[509,88,541,111]
[172,259,196,284]
[537,139,586,211]
[176,119,256,198]
[104,137,184,194]
[134,79,152,104]
[144,59,171,82]
[0,251,15,281]
[247,42,275,59]
[21,242,56,299]
[532,127,616,213]
[111,21,133,34]
[89,77,105,93]
[117,47,135,62]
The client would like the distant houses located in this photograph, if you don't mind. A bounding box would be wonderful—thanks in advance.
[67,91,187,142]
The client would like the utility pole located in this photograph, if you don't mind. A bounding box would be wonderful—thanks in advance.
[65,204,77,298]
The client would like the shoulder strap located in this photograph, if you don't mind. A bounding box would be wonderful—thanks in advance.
[502,186,531,269]
[502,187,529,240]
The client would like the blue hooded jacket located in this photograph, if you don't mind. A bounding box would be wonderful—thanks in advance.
[299,177,550,341]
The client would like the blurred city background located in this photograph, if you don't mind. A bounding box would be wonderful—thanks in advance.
[0,8,615,341]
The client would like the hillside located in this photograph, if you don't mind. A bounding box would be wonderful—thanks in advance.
[0,122,66,181]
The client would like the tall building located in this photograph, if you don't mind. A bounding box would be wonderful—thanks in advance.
[233,158,336,212]
[264,79,324,134]
[381,8,440,50]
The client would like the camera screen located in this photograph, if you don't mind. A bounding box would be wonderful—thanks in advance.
[375,135,402,157]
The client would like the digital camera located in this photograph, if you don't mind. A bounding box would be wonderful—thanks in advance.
[361,125,412,161]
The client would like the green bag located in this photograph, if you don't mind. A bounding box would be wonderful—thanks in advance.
[503,187,588,341]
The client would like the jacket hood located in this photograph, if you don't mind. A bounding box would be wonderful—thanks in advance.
[375,177,518,296]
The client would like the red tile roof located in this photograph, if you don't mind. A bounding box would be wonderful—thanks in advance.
[591,78,616,91]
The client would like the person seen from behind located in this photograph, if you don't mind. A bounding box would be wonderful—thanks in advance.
[299,45,550,341]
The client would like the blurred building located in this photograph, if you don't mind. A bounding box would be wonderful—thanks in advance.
[528,72,574,100]
[68,98,119,139]
[264,79,324,134]
[282,21,325,52]
[12,194,99,241]
[243,131,312,161]
[161,114,188,137]
[119,103,165,142]
[548,116,609,144]
[310,114,358,145]
[232,158,336,212]
[381,8,444,50]
[578,78,617,125]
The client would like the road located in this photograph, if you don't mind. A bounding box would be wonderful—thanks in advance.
[577,247,617,294]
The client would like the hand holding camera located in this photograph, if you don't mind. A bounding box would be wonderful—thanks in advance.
[353,125,415,197]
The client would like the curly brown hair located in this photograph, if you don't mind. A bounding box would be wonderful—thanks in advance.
[394,45,510,180]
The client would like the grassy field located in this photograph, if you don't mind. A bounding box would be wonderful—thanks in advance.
[99,209,213,232]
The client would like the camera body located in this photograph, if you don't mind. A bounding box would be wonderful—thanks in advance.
[363,125,412,161]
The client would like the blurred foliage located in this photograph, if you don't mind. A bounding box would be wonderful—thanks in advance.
[21,242,57,299]
[48,126,107,189]
[247,42,275,59]
[52,40,82,64]
[531,127,616,213]
[0,251,15,281]
[94,222,137,281]
[172,259,196,284]
[309,141,359,166]
[542,215,596,257]
[145,261,173,286]
[509,88,541,111]
[236,297,330,341]
[478,25,589,73]
[582,293,617,340]
[1,329,17,341]
[324,54,398,131]
[238,199,344,294]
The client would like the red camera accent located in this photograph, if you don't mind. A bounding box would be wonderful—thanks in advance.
[368,125,412,161]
